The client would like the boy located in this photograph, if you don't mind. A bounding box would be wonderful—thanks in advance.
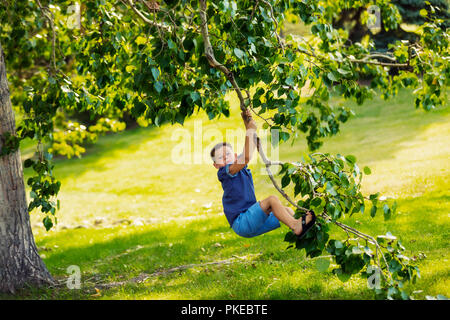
[211,110,316,239]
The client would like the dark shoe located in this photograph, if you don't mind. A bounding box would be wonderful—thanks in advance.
[296,211,316,240]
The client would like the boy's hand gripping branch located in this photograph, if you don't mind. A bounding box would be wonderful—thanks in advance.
[227,110,257,175]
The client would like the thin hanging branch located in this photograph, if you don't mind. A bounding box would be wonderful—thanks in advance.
[36,0,57,73]
[260,0,285,52]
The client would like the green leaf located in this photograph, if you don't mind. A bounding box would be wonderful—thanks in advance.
[311,197,322,208]
[284,231,297,243]
[261,70,273,84]
[281,174,291,188]
[392,201,398,214]
[345,155,356,164]
[327,72,339,82]
[24,159,34,168]
[234,48,245,59]
[334,268,351,282]
[363,166,371,175]
[383,203,391,220]
[190,91,200,102]
[315,258,330,273]
[167,39,176,50]
[370,205,377,217]
[285,76,295,86]
[151,67,160,81]
[388,259,402,273]
[175,112,185,125]
[44,152,53,161]
[135,36,147,45]
[326,182,337,196]
[154,81,163,93]
[279,131,290,142]
[337,68,351,76]
[364,246,373,256]
[385,231,396,240]
[43,216,53,231]
[388,286,399,298]
[352,246,362,255]
[287,165,297,175]
[369,193,379,200]
[132,101,146,117]
[400,291,410,300]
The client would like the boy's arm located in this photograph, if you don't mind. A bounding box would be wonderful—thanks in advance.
[228,110,257,175]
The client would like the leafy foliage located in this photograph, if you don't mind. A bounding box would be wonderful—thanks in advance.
[24,150,60,231]
[280,153,419,299]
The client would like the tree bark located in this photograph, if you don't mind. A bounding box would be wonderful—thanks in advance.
[0,42,54,294]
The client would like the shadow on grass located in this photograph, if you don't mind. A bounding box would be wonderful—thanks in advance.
[38,218,237,275]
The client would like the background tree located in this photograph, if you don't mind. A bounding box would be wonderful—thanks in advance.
[0,0,448,297]
[333,0,450,50]
[0,42,54,293]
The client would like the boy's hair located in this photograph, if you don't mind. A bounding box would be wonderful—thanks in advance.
[210,142,232,162]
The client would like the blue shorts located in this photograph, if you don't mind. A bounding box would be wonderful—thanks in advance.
[231,201,281,238]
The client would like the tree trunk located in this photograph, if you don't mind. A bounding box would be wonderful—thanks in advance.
[0,42,54,293]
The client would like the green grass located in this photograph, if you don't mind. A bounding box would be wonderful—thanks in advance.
[3,88,449,300]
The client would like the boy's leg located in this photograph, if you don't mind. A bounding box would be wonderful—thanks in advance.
[260,198,294,218]
[259,195,297,230]
[259,195,312,236]
[259,197,295,220]
[284,206,295,217]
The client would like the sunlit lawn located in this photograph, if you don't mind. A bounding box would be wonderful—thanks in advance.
[5,88,449,300]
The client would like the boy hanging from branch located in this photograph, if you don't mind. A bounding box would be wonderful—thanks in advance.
[211,110,316,238]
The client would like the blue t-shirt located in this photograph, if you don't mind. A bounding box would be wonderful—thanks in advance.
[217,163,257,226]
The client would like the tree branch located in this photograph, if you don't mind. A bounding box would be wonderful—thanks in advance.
[35,0,57,73]
[287,39,410,68]
[199,0,246,112]
[349,58,408,68]
[260,0,285,51]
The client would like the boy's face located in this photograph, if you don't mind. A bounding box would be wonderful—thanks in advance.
[213,145,237,169]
